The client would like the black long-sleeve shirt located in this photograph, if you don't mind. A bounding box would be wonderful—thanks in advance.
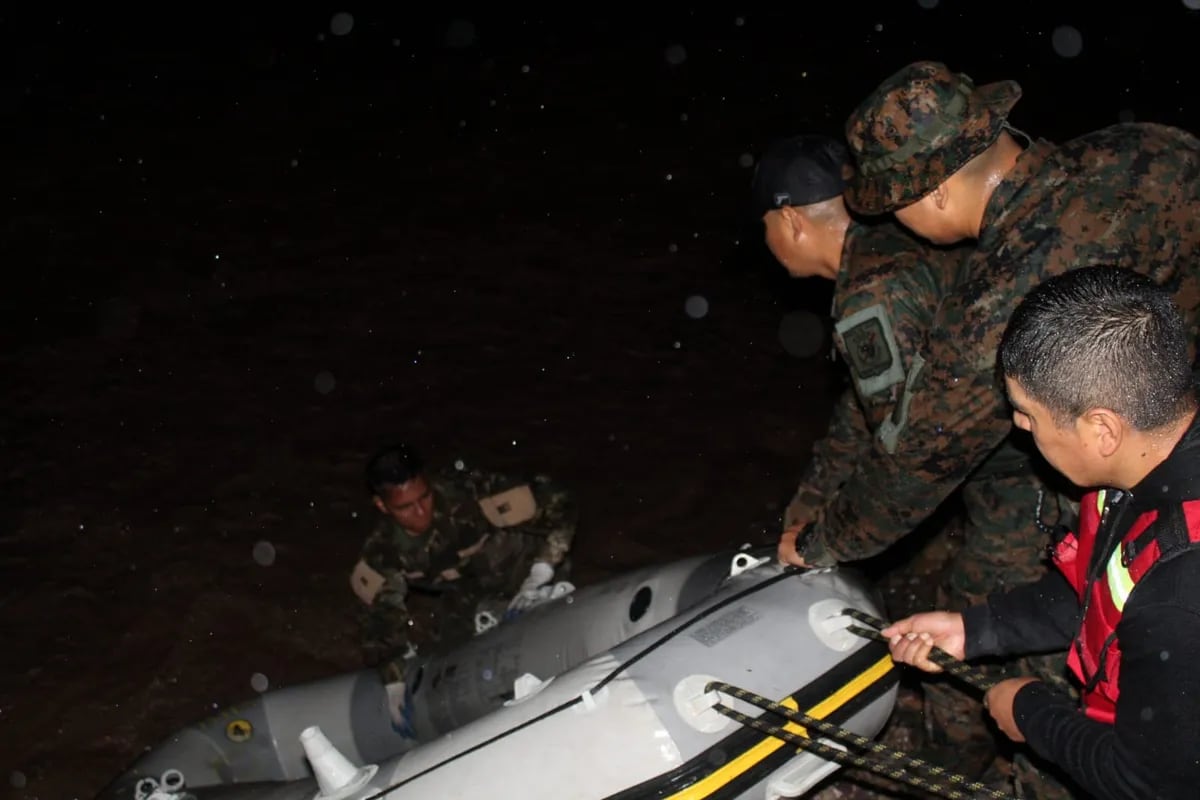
[963,525,1200,799]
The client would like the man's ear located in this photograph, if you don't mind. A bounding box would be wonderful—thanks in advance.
[1085,408,1124,458]
[928,182,950,211]
[372,495,387,515]
[780,205,804,241]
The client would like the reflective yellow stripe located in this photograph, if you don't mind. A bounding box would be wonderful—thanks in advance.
[1096,489,1134,611]
[666,654,894,799]
[1106,544,1135,612]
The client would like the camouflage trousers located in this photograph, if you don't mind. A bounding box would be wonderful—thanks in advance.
[919,467,1084,800]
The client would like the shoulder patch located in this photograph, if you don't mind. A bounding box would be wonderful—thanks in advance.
[834,303,905,397]
[479,484,538,527]
[350,559,386,606]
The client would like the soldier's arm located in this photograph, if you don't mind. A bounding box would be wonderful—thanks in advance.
[529,476,578,566]
[784,387,870,527]
[794,243,964,564]
[352,566,415,666]
[801,333,1009,565]
[352,561,415,666]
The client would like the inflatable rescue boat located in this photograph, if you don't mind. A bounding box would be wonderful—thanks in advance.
[100,548,899,800]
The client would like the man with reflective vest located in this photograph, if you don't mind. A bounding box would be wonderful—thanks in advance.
[882,265,1200,799]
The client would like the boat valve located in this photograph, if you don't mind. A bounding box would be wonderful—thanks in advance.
[300,726,380,800]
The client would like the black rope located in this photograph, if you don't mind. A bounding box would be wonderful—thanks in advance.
[841,608,998,692]
[705,680,1015,800]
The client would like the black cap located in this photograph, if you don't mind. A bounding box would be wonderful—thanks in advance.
[751,134,849,214]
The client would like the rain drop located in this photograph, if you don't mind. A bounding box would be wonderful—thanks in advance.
[314,371,336,395]
[1160,649,1171,660]
[1051,25,1083,59]
[252,541,276,567]
[917,0,939,8]
[1140,706,1154,721]
[778,311,827,358]
[664,44,687,65]
[734,16,745,26]
[10,772,26,789]
[738,153,755,168]
[684,295,709,319]
[251,672,270,693]
[1185,0,1200,10]
[330,12,354,37]
[454,459,465,470]
[668,243,679,253]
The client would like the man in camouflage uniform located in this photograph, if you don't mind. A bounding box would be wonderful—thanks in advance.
[790,60,1200,796]
[351,442,578,686]
[755,134,1074,796]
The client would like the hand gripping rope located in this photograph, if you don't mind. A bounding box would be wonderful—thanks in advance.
[842,608,998,693]
[704,608,1013,800]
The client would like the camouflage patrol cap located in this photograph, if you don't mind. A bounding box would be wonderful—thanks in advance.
[844,61,1022,215]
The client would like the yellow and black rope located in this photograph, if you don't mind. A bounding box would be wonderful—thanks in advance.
[842,608,998,692]
[702,607,1016,800]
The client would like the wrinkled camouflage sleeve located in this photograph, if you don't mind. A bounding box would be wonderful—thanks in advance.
[803,350,1009,565]
[356,529,415,665]
[530,475,578,565]
[802,124,1200,566]
[784,387,871,526]
[785,222,959,536]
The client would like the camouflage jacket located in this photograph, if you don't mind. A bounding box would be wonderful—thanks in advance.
[786,218,964,523]
[803,122,1200,564]
[353,466,577,661]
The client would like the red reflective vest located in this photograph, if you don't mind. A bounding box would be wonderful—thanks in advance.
[1053,489,1200,724]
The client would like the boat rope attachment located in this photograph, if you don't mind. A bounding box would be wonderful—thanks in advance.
[704,608,1015,800]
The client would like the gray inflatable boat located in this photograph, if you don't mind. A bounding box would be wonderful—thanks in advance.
[99,548,898,800]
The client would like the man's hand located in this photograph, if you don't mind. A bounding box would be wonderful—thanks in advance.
[777,522,811,567]
[882,611,966,671]
[984,677,1040,743]
[783,493,812,530]
[508,561,555,612]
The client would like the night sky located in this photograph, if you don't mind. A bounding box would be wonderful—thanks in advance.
[6,4,1200,798]
[10,5,1200,322]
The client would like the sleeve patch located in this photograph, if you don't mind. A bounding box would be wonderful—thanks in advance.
[479,484,538,527]
[834,303,906,397]
[350,558,386,606]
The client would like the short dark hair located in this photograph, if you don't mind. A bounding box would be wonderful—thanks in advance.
[365,443,426,495]
[999,265,1196,431]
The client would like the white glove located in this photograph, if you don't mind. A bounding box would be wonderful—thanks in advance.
[508,561,555,612]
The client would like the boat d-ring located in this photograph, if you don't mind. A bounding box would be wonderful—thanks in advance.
[729,551,770,577]
[134,769,188,800]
